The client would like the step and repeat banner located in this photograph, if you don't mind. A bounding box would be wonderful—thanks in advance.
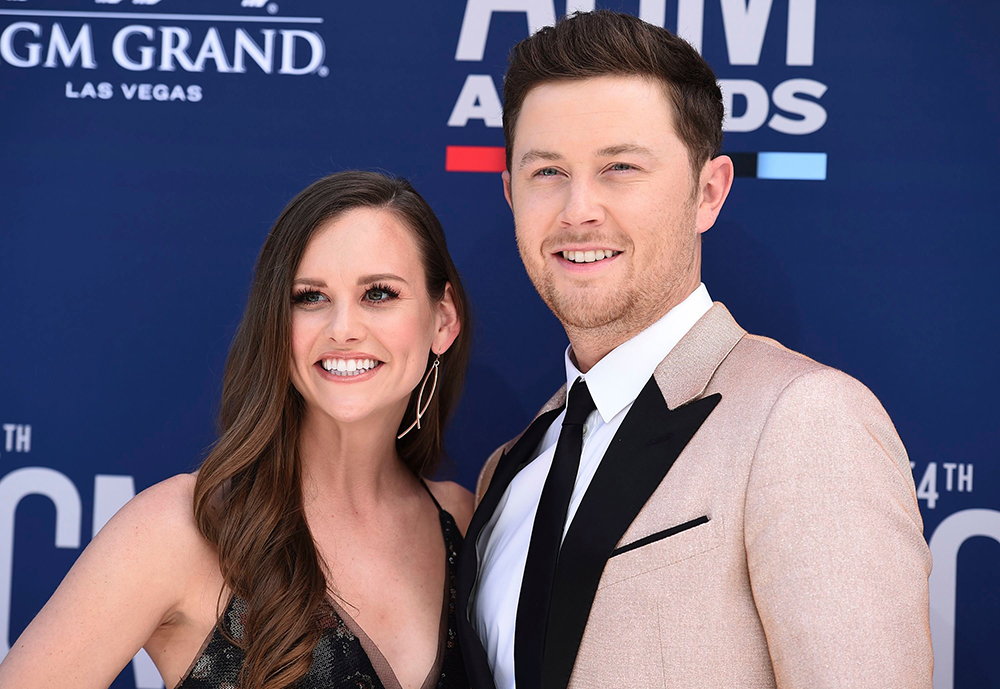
[1,1,997,687]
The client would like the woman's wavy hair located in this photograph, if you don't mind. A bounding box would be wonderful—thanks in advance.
[192,171,472,689]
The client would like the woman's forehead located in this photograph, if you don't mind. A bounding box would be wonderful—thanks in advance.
[297,208,424,282]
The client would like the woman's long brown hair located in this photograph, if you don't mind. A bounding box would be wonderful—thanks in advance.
[192,171,472,689]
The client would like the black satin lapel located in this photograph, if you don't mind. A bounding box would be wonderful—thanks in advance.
[457,406,564,604]
[456,406,564,689]
[540,378,721,689]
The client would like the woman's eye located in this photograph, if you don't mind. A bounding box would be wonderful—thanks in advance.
[364,286,398,303]
[293,290,326,305]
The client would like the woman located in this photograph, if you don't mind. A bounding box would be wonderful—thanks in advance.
[0,171,475,689]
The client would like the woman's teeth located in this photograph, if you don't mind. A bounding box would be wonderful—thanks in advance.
[561,250,620,263]
[320,358,381,377]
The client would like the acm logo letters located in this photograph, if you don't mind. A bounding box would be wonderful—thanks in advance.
[448,0,826,137]
[928,509,1000,689]
[0,468,165,687]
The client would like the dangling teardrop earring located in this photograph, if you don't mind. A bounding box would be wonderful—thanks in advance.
[397,354,441,440]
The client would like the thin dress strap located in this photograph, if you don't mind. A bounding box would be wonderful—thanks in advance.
[418,478,443,512]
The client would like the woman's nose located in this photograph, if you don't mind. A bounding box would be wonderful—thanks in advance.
[324,302,364,344]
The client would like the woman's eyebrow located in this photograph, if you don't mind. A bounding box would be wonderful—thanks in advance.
[358,273,409,285]
[293,275,410,287]
[292,277,326,287]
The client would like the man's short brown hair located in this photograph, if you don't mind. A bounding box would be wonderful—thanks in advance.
[502,10,724,177]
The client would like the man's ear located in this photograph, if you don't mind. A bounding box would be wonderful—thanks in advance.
[432,282,461,356]
[502,170,513,211]
[696,155,735,235]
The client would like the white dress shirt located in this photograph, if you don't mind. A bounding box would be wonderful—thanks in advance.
[472,284,714,689]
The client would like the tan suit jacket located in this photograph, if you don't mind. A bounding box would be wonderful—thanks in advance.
[455,303,932,689]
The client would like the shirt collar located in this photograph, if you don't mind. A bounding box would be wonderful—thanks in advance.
[564,283,713,423]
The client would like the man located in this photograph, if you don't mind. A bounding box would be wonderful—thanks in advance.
[455,10,932,689]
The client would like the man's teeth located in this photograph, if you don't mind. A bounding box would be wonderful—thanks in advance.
[561,250,620,263]
[320,358,381,376]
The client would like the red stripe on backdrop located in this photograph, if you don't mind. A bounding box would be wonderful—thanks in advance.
[445,146,506,173]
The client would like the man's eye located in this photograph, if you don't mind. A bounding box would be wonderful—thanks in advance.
[535,167,559,177]
[610,163,634,171]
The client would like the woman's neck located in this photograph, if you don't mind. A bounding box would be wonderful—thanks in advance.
[296,407,414,513]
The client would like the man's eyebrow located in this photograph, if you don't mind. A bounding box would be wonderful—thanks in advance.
[596,143,657,158]
[518,149,562,170]
[358,273,409,285]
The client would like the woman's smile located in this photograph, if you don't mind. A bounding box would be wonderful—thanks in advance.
[316,355,385,383]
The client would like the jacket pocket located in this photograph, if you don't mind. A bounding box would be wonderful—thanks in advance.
[598,514,723,589]
[609,515,710,557]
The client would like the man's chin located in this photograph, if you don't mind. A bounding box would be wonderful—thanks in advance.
[544,294,633,331]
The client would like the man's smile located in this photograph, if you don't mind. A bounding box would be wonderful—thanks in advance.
[551,248,623,272]
[559,249,621,263]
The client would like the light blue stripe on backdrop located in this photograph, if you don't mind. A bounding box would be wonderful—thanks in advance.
[757,152,828,180]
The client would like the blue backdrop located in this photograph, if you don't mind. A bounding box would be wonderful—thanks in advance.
[1,1,997,687]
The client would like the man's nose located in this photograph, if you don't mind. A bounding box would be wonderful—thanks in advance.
[558,177,606,228]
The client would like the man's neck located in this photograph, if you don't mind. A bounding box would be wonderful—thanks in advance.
[566,284,700,373]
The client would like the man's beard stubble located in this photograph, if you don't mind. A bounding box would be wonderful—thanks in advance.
[517,225,699,342]
[518,232,650,337]
[538,266,637,332]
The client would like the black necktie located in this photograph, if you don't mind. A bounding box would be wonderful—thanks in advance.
[515,377,596,689]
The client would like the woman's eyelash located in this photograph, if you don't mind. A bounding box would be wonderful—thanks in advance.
[292,288,325,304]
[365,283,400,302]
[291,284,400,305]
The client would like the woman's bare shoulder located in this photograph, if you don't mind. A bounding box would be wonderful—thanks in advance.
[424,479,474,536]
[99,472,214,566]
[92,472,222,617]
[0,473,216,688]
[118,472,199,530]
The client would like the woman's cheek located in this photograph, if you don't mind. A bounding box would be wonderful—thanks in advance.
[289,314,323,372]
[378,313,435,379]
[376,308,428,348]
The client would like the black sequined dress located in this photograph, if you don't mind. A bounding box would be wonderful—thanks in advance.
[175,485,468,689]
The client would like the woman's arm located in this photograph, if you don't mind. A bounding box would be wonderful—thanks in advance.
[0,473,208,689]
